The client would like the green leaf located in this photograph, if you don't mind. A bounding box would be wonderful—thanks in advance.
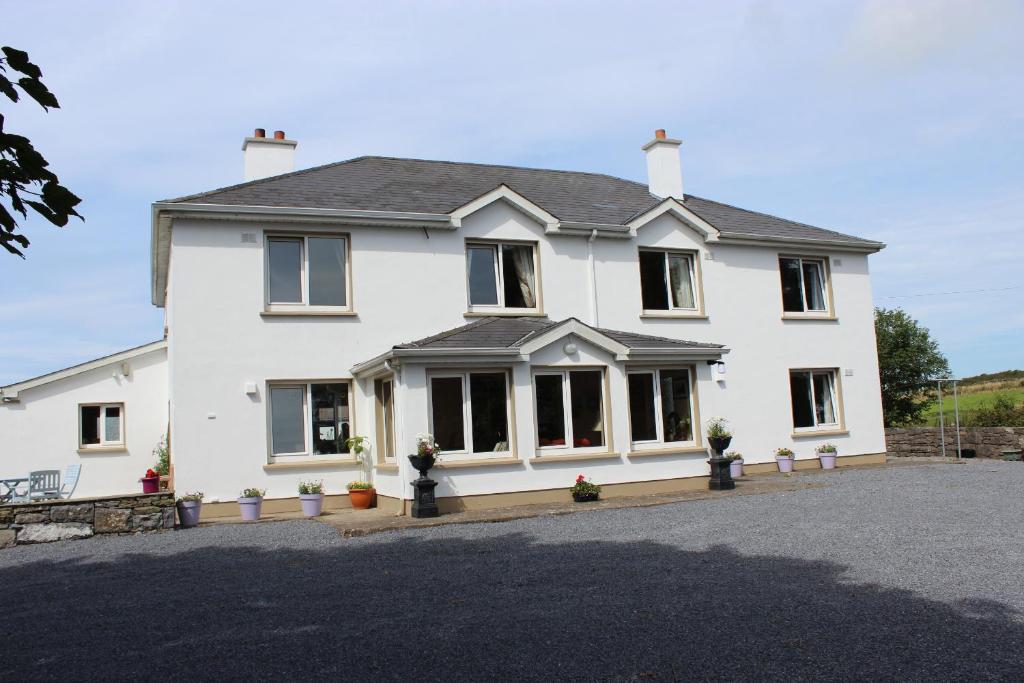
[17,77,59,110]
[0,75,17,103]
[1,47,42,79]
[41,181,82,215]
[0,231,27,257]
[0,204,15,231]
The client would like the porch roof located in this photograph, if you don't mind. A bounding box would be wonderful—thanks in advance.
[351,317,727,376]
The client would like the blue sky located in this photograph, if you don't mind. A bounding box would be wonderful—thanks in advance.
[1,0,1021,385]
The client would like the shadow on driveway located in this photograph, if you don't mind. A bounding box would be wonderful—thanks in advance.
[1,532,1019,681]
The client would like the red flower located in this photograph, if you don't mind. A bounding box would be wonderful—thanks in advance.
[576,474,585,483]
[145,469,158,478]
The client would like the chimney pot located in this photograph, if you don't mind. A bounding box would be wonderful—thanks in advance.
[655,129,666,140]
[274,130,286,140]
[254,128,266,138]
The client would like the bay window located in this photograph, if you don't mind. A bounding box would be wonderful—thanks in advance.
[79,403,124,449]
[627,368,695,447]
[266,234,350,310]
[534,369,606,451]
[790,369,840,430]
[639,249,698,312]
[428,370,511,458]
[466,241,539,311]
[779,256,829,314]
[269,381,352,457]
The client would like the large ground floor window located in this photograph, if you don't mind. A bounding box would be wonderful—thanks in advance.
[789,369,840,430]
[534,369,606,451]
[429,370,511,458]
[269,381,352,457]
[627,368,695,447]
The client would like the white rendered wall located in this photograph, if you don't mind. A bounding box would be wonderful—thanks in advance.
[0,347,168,498]
[166,201,885,503]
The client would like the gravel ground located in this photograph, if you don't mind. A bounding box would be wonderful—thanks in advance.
[1,460,1022,681]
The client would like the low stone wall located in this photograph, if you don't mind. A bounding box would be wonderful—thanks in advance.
[885,427,1024,459]
[0,492,175,548]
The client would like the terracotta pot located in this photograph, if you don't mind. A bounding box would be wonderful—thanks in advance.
[349,488,376,509]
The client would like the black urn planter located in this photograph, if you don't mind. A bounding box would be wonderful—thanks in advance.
[706,435,735,491]
[408,454,439,518]
[572,491,599,503]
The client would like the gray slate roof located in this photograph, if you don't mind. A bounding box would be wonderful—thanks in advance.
[394,317,723,351]
[166,156,880,248]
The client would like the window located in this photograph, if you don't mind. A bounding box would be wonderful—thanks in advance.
[627,369,695,447]
[374,378,396,462]
[779,257,828,314]
[790,370,840,430]
[266,234,349,309]
[428,371,511,458]
[639,250,697,312]
[79,403,124,448]
[466,242,538,310]
[534,369,605,450]
[269,382,352,457]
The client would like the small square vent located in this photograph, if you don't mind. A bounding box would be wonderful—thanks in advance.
[834,258,843,266]
[240,233,257,244]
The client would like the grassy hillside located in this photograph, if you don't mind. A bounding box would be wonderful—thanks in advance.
[917,383,1024,427]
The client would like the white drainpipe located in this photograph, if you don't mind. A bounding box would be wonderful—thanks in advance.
[587,229,599,326]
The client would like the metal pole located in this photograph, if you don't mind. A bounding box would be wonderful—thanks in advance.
[953,379,962,460]
[937,379,946,459]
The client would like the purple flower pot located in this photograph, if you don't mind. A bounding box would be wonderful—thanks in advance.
[776,456,794,473]
[176,500,202,528]
[299,493,324,517]
[819,453,837,469]
[238,496,263,521]
[729,459,744,478]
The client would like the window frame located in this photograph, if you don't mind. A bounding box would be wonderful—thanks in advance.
[532,367,610,456]
[464,239,542,315]
[625,366,699,450]
[264,232,353,314]
[266,379,355,461]
[778,255,833,318]
[789,368,843,432]
[78,402,125,450]
[427,369,515,461]
[374,376,397,464]
[637,247,705,318]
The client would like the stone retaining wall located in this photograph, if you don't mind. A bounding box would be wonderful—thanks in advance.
[885,427,1024,458]
[0,492,175,548]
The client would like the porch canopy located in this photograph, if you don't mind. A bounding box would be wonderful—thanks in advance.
[351,316,728,376]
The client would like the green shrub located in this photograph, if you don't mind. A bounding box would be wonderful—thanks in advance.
[968,396,1024,427]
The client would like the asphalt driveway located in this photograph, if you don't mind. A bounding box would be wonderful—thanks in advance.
[1,460,1022,681]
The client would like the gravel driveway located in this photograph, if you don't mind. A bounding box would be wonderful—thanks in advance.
[1,460,1022,681]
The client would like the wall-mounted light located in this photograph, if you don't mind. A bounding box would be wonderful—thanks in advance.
[707,360,726,382]
[563,341,578,355]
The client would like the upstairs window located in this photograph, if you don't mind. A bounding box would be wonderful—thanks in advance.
[80,403,124,449]
[639,250,698,312]
[429,371,511,458]
[266,235,350,310]
[466,242,539,311]
[627,368,695,446]
[779,257,828,314]
[269,381,351,457]
[534,369,606,451]
[790,369,840,430]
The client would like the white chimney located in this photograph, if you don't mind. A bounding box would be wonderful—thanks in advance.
[642,129,683,199]
[242,128,297,181]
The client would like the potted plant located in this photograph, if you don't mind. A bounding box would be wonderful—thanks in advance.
[775,448,795,473]
[726,452,744,478]
[153,434,170,489]
[816,443,838,470]
[238,487,265,521]
[570,474,601,502]
[176,492,204,528]
[346,481,375,510]
[296,480,324,517]
[347,435,371,481]
[706,417,732,454]
[408,433,441,476]
[140,468,160,494]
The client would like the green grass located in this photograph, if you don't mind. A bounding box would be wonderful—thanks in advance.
[917,387,1024,427]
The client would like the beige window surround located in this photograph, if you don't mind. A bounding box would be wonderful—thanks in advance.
[264,231,354,314]
[789,367,846,433]
[778,254,835,318]
[427,368,517,463]
[265,379,354,463]
[464,239,543,315]
[637,247,706,317]
[531,366,613,458]
[78,402,125,450]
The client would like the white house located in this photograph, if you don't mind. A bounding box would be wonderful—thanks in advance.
[1,128,886,514]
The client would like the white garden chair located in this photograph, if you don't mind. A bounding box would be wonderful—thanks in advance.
[28,470,61,501]
[60,464,82,499]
